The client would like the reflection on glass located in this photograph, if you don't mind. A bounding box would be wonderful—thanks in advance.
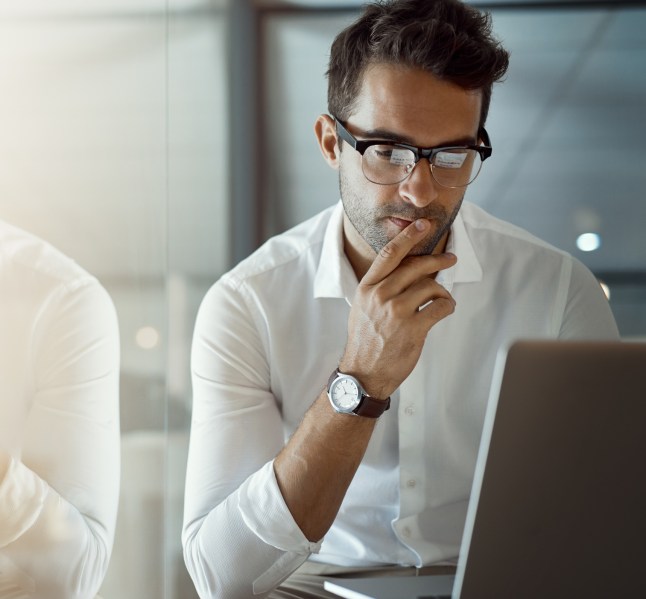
[0,220,120,598]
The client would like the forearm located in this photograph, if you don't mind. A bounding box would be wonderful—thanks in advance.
[274,390,377,541]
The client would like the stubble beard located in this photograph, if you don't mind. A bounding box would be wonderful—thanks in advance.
[339,168,464,256]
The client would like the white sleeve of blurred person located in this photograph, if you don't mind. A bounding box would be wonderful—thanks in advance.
[0,231,120,599]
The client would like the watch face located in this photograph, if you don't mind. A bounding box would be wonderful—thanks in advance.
[330,376,361,413]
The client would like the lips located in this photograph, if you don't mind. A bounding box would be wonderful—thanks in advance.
[388,216,413,229]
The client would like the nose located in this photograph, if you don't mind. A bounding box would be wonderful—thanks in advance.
[398,158,440,208]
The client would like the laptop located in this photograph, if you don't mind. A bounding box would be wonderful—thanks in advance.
[325,340,646,599]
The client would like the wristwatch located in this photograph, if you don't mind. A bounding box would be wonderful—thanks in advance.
[326,368,391,418]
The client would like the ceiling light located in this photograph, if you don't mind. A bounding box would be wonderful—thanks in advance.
[576,232,601,252]
[135,326,160,350]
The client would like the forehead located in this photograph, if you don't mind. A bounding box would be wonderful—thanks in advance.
[351,63,482,145]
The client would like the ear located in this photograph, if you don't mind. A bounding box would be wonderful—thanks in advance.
[314,114,340,169]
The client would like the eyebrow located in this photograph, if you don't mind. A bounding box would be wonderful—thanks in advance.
[358,126,477,148]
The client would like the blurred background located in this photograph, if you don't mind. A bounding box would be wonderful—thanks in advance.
[0,0,643,597]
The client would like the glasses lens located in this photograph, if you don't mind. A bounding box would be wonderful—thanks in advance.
[362,145,416,185]
[431,149,482,188]
[361,145,484,187]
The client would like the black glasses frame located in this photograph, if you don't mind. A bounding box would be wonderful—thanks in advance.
[333,116,492,180]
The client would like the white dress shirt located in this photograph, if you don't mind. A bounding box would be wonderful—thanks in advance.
[183,201,619,599]
[0,221,120,599]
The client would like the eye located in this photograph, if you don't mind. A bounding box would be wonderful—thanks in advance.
[388,148,414,166]
[373,147,394,160]
[368,145,414,165]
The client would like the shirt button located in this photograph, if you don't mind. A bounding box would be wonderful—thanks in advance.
[406,479,417,488]
[404,405,415,416]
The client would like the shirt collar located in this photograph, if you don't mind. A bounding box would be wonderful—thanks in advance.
[314,202,357,301]
[436,205,483,293]
[313,201,483,300]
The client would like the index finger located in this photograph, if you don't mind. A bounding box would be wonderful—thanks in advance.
[362,219,431,286]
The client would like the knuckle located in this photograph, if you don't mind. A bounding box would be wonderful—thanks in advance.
[440,253,458,268]
[378,242,398,260]
[434,297,456,317]
[402,255,423,269]
[372,286,389,306]
[387,298,408,320]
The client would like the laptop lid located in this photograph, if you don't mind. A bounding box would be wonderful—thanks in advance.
[454,340,646,598]
[325,340,646,599]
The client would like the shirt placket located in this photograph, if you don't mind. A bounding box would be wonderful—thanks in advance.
[392,341,431,566]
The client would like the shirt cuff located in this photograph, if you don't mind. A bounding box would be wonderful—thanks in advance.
[238,460,321,554]
[238,460,322,595]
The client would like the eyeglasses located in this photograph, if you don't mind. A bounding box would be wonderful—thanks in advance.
[334,117,492,188]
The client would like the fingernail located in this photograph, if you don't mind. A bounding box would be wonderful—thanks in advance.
[414,219,428,231]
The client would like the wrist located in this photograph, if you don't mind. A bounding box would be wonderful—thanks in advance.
[337,362,391,401]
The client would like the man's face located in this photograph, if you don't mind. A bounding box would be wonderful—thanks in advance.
[337,63,483,260]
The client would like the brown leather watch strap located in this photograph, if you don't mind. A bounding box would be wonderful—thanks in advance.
[355,393,391,418]
[327,368,390,418]
[327,368,341,390]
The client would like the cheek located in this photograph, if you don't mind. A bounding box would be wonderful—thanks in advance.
[451,190,467,208]
[340,155,399,208]
[436,187,464,208]
[339,151,364,183]
[339,159,364,199]
[441,191,466,223]
[374,186,398,208]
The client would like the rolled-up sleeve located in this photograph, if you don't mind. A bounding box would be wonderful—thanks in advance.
[183,279,319,599]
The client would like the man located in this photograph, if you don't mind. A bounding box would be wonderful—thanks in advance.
[183,1,619,597]
[0,220,120,598]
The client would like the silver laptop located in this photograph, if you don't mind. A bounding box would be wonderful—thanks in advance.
[325,340,646,599]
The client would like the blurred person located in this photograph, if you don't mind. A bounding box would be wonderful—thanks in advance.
[183,1,619,597]
[0,220,120,598]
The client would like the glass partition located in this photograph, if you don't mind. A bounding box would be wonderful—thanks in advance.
[164,1,229,598]
[0,2,228,597]
[0,3,167,597]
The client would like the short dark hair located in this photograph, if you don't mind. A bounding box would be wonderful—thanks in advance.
[327,0,510,128]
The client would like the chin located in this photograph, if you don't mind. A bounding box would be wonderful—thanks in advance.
[412,229,448,256]
[408,241,439,256]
